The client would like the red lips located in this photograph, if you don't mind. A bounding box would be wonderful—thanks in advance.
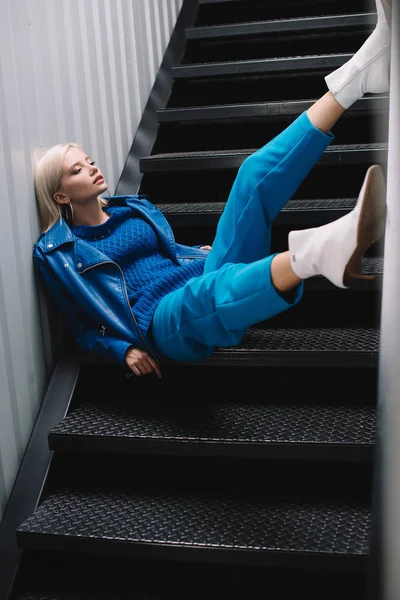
[94,175,104,184]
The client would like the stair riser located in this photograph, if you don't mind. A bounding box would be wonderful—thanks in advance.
[140,163,386,204]
[153,114,384,154]
[187,13,376,40]
[183,28,372,64]
[197,0,369,26]
[168,72,336,107]
[9,549,369,600]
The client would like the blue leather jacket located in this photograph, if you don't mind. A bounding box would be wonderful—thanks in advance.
[33,195,209,368]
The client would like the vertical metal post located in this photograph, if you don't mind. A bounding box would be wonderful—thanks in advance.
[376,2,400,598]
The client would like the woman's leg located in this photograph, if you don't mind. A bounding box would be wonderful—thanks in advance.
[306,92,344,134]
[204,109,334,273]
[152,254,304,362]
[152,162,386,362]
[272,162,387,292]
[288,163,387,288]
[205,0,390,275]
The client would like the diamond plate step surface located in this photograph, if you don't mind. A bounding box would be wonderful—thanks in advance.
[157,197,366,228]
[157,197,358,220]
[193,327,380,367]
[48,394,376,461]
[16,481,371,569]
[76,327,380,369]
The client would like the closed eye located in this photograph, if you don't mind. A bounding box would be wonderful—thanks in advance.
[72,160,96,175]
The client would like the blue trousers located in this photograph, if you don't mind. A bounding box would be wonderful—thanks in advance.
[152,111,334,361]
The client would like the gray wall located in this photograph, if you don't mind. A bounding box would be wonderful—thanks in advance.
[0,0,183,522]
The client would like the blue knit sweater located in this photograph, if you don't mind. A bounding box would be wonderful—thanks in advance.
[71,206,205,335]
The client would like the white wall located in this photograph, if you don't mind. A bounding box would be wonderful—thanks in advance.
[0,0,183,522]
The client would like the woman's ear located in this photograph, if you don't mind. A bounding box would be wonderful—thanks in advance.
[53,191,69,205]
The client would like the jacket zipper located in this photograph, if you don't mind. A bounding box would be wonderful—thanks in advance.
[79,260,157,360]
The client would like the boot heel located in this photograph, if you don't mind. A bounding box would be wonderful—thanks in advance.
[343,257,375,287]
[381,0,392,29]
[343,192,387,288]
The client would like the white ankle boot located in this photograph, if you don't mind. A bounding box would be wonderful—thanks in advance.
[325,0,391,109]
[288,165,387,288]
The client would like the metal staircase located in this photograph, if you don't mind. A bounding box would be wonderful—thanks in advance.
[6,0,387,598]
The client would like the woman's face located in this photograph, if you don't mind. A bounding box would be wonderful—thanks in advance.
[56,146,108,205]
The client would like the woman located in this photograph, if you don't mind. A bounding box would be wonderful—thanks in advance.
[33,0,390,379]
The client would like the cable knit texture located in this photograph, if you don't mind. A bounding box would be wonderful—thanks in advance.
[71,206,205,335]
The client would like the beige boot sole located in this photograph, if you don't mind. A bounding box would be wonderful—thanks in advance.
[343,164,387,286]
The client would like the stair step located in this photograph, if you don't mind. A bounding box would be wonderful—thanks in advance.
[140,143,387,173]
[157,95,389,123]
[183,16,373,64]
[76,327,380,369]
[158,197,360,226]
[186,13,375,40]
[172,53,352,79]
[16,479,371,569]
[199,327,379,367]
[48,393,375,460]
[156,197,384,285]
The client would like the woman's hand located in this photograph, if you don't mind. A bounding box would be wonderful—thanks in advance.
[125,347,162,378]
[200,245,212,251]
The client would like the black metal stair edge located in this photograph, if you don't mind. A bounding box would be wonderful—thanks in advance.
[15,487,371,571]
[114,0,199,196]
[76,327,380,370]
[47,399,376,461]
[157,95,389,123]
[47,433,374,462]
[140,143,388,172]
[186,13,375,39]
[201,327,379,368]
[157,197,359,227]
[14,531,369,572]
[14,536,369,574]
[172,54,351,78]
[0,352,80,600]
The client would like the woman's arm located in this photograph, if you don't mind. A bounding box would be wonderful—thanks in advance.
[124,346,161,378]
[33,250,133,368]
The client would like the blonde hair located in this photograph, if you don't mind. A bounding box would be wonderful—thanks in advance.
[33,142,108,232]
